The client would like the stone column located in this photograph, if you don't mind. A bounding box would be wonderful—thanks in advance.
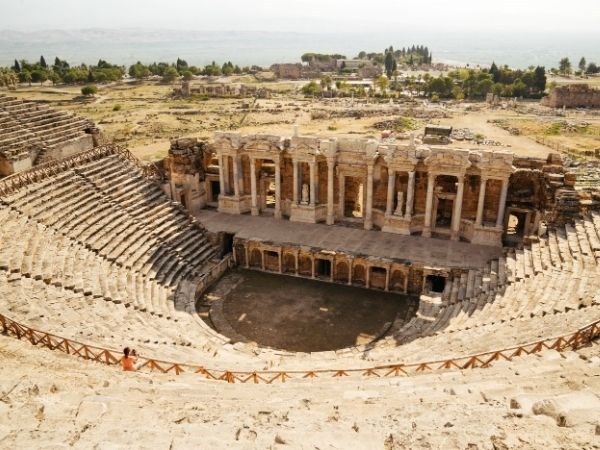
[338,174,345,217]
[309,161,316,207]
[218,154,226,196]
[278,251,282,273]
[405,170,415,220]
[422,173,435,237]
[364,163,374,230]
[244,244,249,268]
[385,169,396,216]
[274,158,282,219]
[223,156,230,195]
[330,259,334,282]
[347,257,353,285]
[232,155,241,198]
[311,257,315,278]
[496,178,509,228]
[250,158,258,215]
[294,252,299,275]
[475,176,487,226]
[260,249,265,271]
[314,162,319,204]
[384,268,390,291]
[451,176,465,241]
[292,160,299,205]
[365,266,371,289]
[326,158,335,225]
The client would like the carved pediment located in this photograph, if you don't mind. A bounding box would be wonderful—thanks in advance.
[424,149,471,175]
[384,145,419,170]
[478,151,515,178]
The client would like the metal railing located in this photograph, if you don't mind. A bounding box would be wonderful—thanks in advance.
[1,312,597,384]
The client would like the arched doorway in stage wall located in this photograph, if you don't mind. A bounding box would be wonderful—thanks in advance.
[282,253,296,274]
[432,175,458,234]
[258,159,276,214]
[353,264,366,287]
[335,261,349,283]
[344,176,364,218]
[249,248,262,268]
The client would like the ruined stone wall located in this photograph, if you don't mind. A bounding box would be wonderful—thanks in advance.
[270,63,303,79]
[541,84,600,108]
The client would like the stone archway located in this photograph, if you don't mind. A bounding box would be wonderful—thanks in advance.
[282,252,296,274]
[249,248,261,268]
[353,264,366,286]
[335,261,349,283]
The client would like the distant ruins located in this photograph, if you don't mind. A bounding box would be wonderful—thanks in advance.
[542,84,600,108]
[175,81,271,98]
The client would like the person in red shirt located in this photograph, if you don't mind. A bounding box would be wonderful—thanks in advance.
[121,347,137,371]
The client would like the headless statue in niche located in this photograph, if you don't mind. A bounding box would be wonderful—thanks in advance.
[301,183,309,205]
[394,191,404,216]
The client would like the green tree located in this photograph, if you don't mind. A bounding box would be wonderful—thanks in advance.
[49,71,61,85]
[20,69,32,86]
[301,80,320,96]
[320,75,332,92]
[176,58,188,72]
[161,66,179,83]
[384,50,395,78]
[375,74,389,93]
[221,61,234,76]
[128,62,150,80]
[40,55,47,68]
[30,69,48,85]
[578,57,586,73]
[533,66,546,94]
[13,59,21,72]
[0,68,18,87]
[586,62,599,74]
[558,57,572,76]
[489,62,500,83]
[81,84,98,96]
[181,70,194,81]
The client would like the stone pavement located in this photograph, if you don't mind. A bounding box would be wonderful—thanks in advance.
[198,210,503,269]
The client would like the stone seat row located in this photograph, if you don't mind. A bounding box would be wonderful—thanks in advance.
[0,211,180,318]
[391,221,599,347]
[4,160,215,289]
[0,270,256,366]
[357,303,600,368]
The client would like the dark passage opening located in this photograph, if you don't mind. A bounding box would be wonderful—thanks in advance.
[222,233,234,256]
[316,259,331,278]
[426,275,446,293]
[211,180,220,202]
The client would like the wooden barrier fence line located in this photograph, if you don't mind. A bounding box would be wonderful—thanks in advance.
[0,144,162,197]
[1,312,598,384]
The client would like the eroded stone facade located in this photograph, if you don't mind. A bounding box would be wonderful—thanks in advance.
[165,132,577,249]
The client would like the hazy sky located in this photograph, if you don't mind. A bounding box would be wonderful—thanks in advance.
[2,0,600,33]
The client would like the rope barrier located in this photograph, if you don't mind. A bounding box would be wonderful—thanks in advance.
[1,312,598,384]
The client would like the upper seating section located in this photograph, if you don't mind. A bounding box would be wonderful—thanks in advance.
[0,94,94,164]
[0,145,221,329]
[390,215,600,349]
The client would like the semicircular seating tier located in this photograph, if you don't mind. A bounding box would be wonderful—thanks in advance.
[0,146,598,373]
